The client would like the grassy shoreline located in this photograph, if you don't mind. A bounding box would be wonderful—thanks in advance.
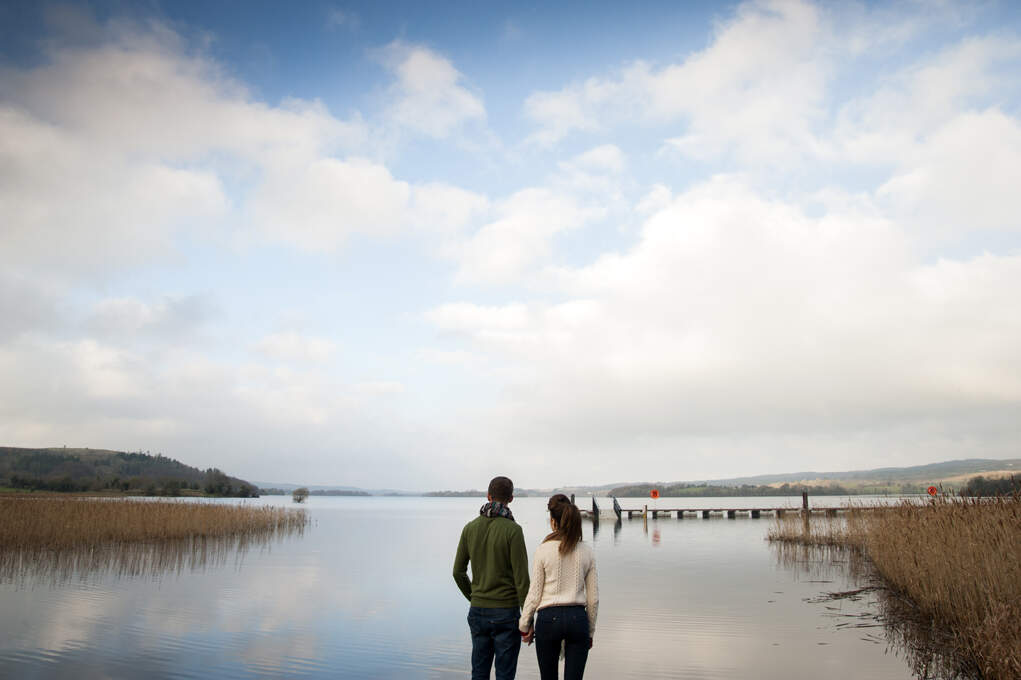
[769,496,1020,679]
[0,497,309,583]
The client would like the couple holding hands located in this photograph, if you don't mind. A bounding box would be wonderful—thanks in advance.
[454,476,599,680]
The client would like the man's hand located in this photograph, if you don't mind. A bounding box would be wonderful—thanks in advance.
[521,627,534,645]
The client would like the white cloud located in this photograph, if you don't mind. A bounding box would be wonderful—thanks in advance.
[654,0,827,161]
[0,22,371,277]
[524,80,607,146]
[877,109,1021,235]
[524,0,998,166]
[254,332,338,363]
[0,333,443,486]
[563,144,626,174]
[87,295,211,343]
[353,381,406,396]
[445,188,597,284]
[833,36,1021,165]
[250,160,492,249]
[250,158,412,250]
[0,21,503,273]
[0,107,229,275]
[525,0,828,159]
[4,1,1021,488]
[426,302,531,334]
[427,176,1021,475]
[410,183,491,235]
[0,273,63,340]
[380,42,485,138]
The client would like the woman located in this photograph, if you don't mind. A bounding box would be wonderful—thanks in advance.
[519,494,599,680]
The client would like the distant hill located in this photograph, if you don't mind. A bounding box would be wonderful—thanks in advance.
[0,446,256,497]
[698,458,1021,486]
[607,458,1021,497]
[238,457,1021,498]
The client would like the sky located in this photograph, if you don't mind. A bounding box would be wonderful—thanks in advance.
[1,0,1020,490]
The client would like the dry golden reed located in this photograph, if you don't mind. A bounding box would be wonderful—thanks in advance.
[769,497,1021,679]
[0,497,309,584]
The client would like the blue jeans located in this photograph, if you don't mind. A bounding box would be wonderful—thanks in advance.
[468,606,522,680]
[534,605,589,680]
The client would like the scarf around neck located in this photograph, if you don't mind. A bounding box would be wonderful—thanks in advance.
[480,501,514,521]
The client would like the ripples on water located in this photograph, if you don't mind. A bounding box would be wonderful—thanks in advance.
[0,496,924,679]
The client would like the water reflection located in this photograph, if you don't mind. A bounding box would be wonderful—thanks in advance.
[590,517,624,543]
[0,497,922,679]
[769,541,968,680]
[0,531,304,587]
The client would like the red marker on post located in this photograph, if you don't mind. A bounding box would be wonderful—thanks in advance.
[927,486,938,497]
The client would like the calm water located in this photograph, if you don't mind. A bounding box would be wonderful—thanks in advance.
[0,496,918,679]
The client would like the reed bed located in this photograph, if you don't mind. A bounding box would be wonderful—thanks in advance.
[769,496,1021,679]
[0,497,309,584]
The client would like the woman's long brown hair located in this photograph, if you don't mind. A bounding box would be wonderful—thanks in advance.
[544,494,582,555]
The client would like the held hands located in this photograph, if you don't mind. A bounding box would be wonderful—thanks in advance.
[518,628,589,648]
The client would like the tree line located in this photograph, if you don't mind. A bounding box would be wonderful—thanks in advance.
[960,475,1021,496]
[608,482,931,497]
[0,447,256,497]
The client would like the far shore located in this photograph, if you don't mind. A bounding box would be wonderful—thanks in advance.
[0,488,251,499]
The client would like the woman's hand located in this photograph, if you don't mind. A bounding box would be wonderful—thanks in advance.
[521,627,534,645]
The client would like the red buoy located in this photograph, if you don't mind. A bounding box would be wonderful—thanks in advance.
[650,489,660,499]
[927,486,937,496]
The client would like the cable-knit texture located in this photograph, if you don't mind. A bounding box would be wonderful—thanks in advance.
[519,540,599,636]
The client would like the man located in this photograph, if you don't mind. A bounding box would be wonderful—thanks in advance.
[453,476,530,680]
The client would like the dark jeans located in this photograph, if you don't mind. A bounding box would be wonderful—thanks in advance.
[534,605,589,680]
[468,606,521,680]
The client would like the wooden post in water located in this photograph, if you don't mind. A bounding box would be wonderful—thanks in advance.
[801,491,811,539]
[643,504,648,532]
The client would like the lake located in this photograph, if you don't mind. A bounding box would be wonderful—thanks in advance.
[0,495,919,679]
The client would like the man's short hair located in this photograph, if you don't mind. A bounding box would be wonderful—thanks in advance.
[488,476,514,502]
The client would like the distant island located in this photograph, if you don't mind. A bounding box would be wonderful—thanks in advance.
[424,489,487,497]
[0,446,257,498]
[260,488,369,497]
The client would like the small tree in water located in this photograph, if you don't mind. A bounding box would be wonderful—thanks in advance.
[292,487,309,503]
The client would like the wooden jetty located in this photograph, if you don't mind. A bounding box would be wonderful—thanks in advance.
[580,493,848,520]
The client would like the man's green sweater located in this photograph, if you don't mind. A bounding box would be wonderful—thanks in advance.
[453,515,530,608]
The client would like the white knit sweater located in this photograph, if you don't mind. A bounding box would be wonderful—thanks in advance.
[519,540,599,636]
